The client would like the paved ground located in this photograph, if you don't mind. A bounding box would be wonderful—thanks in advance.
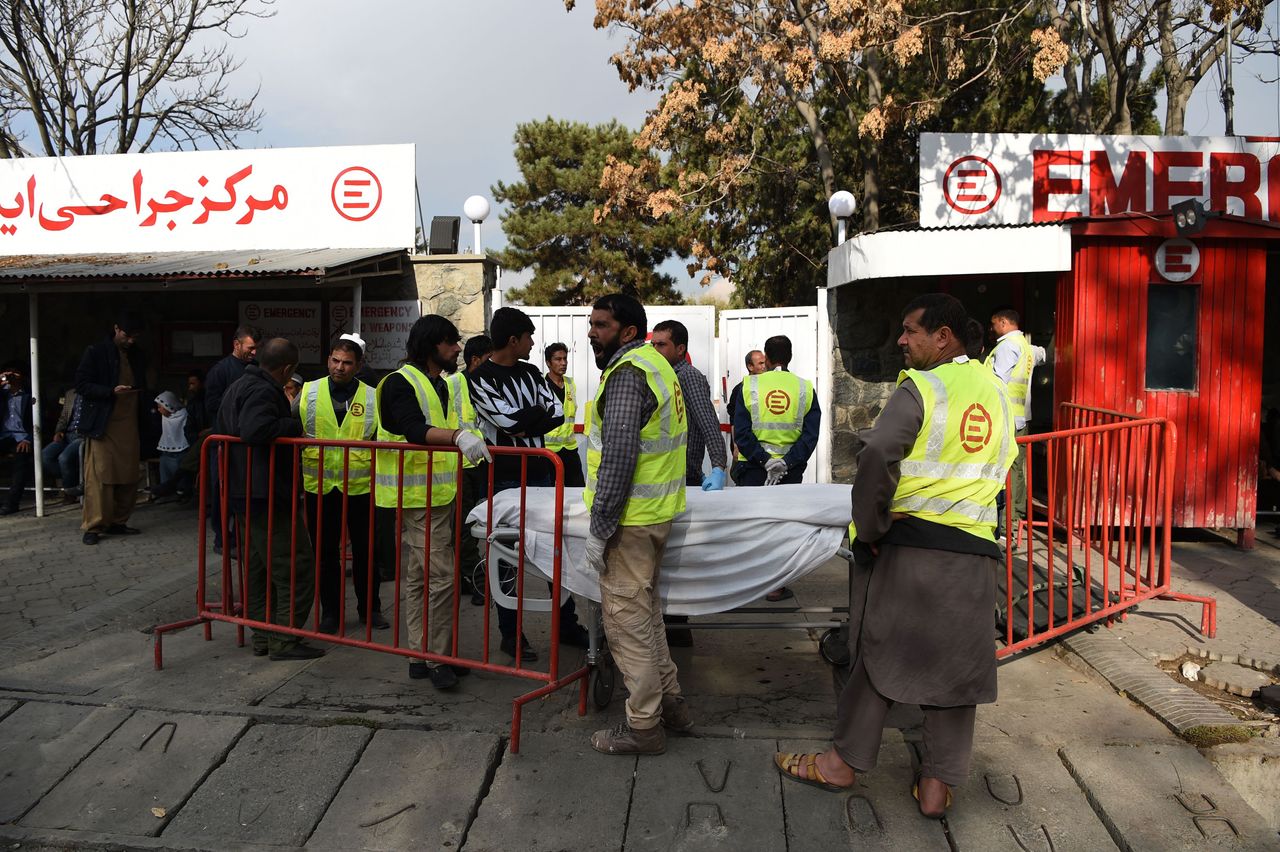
[0,501,1278,850]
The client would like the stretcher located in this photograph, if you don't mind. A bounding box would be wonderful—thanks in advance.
[467,484,855,707]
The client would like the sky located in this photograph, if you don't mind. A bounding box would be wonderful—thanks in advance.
[231,1,1280,298]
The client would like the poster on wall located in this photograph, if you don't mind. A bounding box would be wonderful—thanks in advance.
[328,301,420,370]
[238,301,322,364]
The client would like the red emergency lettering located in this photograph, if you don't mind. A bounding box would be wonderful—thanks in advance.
[1209,153,1262,218]
[1152,151,1203,211]
[1089,150,1147,215]
[1032,149,1083,222]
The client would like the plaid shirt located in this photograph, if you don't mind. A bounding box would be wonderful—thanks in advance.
[673,359,726,478]
[589,340,657,540]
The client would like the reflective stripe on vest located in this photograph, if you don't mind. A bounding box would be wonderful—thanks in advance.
[881,360,1015,543]
[544,375,577,452]
[445,371,481,470]
[983,332,1033,421]
[584,344,687,526]
[373,365,458,509]
[737,370,814,462]
[299,379,377,495]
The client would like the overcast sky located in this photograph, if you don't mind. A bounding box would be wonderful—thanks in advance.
[234,1,1280,297]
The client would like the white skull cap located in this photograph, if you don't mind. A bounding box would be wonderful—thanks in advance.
[339,332,367,353]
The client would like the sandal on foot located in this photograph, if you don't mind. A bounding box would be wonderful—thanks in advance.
[912,774,953,819]
[773,752,853,793]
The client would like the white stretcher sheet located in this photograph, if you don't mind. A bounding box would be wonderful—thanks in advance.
[466,485,852,616]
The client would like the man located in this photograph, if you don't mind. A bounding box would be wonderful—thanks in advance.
[204,326,262,553]
[773,294,1014,819]
[300,334,386,634]
[75,313,147,545]
[726,349,766,459]
[542,342,585,489]
[730,335,820,600]
[376,315,491,690]
[214,337,324,661]
[445,334,492,605]
[0,363,34,516]
[469,307,588,661]
[984,308,1046,530]
[651,320,727,491]
[582,293,691,755]
[183,370,207,441]
[42,386,83,503]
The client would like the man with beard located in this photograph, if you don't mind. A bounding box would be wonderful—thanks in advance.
[583,293,691,755]
[773,293,1014,818]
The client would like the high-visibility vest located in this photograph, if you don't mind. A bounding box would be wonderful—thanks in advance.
[736,370,814,462]
[584,344,688,527]
[984,331,1033,422]
[854,359,1015,544]
[374,364,459,509]
[299,379,377,495]
[544,375,577,452]
[444,371,481,470]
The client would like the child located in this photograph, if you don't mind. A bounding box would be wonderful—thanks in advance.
[152,391,191,498]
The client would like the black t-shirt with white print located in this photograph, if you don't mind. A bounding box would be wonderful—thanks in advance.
[467,359,564,484]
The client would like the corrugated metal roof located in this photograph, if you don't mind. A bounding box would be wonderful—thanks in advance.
[0,247,405,281]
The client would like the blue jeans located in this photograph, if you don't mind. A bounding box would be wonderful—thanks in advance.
[41,437,82,489]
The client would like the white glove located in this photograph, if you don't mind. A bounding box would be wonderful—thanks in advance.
[764,458,788,486]
[453,430,492,464]
[584,534,607,575]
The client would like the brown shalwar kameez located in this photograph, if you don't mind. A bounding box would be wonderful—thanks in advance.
[835,377,999,787]
[82,350,140,533]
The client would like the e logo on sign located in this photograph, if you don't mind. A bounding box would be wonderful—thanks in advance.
[942,156,1002,215]
[331,167,383,222]
[1155,239,1199,282]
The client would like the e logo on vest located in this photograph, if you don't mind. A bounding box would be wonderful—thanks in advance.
[349,402,365,418]
[674,385,686,423]
[959,403,993,454]
[765,389,791,415]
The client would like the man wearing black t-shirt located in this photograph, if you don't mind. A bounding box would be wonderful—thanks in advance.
[469,307,589,661]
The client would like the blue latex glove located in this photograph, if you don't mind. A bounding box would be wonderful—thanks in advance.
[702,467,727,491]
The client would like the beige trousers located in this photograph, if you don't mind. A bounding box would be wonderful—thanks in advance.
[402,502,456,664]
[599,521,681,730]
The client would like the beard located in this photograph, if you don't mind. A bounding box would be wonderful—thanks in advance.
[431,349,458,372]
[591,338,620,369]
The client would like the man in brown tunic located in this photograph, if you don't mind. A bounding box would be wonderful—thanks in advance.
[76,314,147,546]
[775,293,1013,818]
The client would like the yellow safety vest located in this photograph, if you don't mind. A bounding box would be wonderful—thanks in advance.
[374,364,459,509]
[854,359,1015,544]
[984,331,1033,423]
[584,344,688,527]
[737,370,814,462]
[444,371,481,470]
[300,379,377,495]
[544,375,577,452]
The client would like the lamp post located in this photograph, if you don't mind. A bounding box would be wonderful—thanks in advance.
[828,190,857,244]
[463,195,491,255]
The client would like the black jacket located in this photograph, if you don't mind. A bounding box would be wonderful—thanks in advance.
[205,354,250,422]
[74,339,148,440]
[213,365,302,509]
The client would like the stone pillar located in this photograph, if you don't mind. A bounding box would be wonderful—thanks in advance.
[411,254,496,339]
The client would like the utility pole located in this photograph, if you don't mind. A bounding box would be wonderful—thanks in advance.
[1224,11,1235,135]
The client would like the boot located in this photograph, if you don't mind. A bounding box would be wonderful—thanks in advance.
[661,694,694,732]
[590,721,666,755]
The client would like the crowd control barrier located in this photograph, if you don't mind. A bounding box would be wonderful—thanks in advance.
[152,435,586,753]
[997,404,1216,658]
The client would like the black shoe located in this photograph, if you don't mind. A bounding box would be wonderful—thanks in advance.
[105,524,141,535]
[269,643,325,661]
[148,481,177,498]
[428,665,459,690]
[470,591,486,607]
[0,505,17,517]
[500,634,539,662]
[408,660,430,680]
[251,644,268,657]
[665,627,694,648]
[559,624,590,649]
[367,611,390,630]
[82,532,99,545]
[317,616,340,635]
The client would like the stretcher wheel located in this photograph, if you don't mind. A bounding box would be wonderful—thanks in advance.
[591,658,616,709]
[467,558,486,598]
[819,627,850,668]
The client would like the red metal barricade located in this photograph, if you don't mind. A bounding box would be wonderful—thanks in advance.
[997,404,1216,658]
[152,435,587,753]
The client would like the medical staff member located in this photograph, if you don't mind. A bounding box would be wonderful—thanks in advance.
[774,294,1014,819]
[650,320,727,491]
[300,333,385,634]
[985,307,1046,529]
[583,293,691,756]
[376,316,491,691]
[542,342,585,488]
[730,334,820,601]
[448,334,492,605]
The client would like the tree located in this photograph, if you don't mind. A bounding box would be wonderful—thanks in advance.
[0,0,271,158]
[493,118,690,306]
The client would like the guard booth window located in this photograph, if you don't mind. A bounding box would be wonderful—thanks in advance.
[1145,284,1198,391]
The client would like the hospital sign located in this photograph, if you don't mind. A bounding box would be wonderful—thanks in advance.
[0,143,415,254]
[920,133,1280,227]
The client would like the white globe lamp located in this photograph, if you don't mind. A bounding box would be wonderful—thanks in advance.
[828,190,857,244]
[464,195,491,254]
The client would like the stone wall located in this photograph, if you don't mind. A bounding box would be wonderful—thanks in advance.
[411,254,495,339]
